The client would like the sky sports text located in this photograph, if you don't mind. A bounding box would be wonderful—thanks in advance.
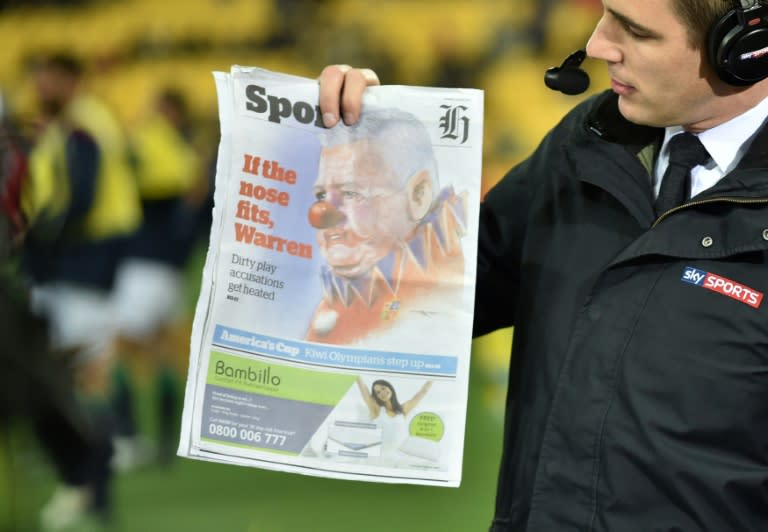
[682,267,763,309]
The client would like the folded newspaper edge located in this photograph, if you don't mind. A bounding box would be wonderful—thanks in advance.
[177,65,484,487]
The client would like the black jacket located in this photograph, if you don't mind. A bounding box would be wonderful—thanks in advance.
[476,90,768,531]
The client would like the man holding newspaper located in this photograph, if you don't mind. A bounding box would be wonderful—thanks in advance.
[318,0,768,530]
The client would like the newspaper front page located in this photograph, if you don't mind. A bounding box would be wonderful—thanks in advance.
[178,66,483,486]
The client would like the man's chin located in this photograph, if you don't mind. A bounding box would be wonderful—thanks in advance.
[324,249,378,279]
[616,97,664,128]
[328,262,371,279]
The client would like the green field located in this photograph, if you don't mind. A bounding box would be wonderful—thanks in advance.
[1,352,507,532]
[1,246,511,532]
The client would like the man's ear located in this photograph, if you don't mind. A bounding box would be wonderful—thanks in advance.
[405,170,433,221]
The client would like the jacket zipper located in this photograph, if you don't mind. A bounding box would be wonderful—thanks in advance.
[652,196,768,228]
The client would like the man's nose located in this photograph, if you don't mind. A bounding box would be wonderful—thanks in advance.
[585,16,622,64]
[308,200,345,229]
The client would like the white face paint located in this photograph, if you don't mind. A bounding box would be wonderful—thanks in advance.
[313,140,416,278]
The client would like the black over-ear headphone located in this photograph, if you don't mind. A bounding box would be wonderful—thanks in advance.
[546,0,768,94]
[708,0,768,85]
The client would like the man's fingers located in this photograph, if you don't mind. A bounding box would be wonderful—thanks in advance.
[318,65,381,128]
[359,68,381,86]
[341,68,380,126]
[318,64,351,128]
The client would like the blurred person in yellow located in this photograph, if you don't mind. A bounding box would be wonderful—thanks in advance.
[20,52,142,531]
[0,110,108,532]
[111,87,209,466]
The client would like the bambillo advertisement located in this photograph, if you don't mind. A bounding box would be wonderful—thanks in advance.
[178,66,483,486]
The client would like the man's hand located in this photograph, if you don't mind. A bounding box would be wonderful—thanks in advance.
[318,65,380,128]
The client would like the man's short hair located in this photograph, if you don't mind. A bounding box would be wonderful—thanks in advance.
[38,52,84,78]
[671,0,737,49]
[158,87,188,115]
[319,106,440,194]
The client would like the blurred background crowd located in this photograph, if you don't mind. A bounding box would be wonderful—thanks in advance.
[0,1,604,530]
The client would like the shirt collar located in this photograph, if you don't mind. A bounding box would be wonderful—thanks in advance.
[662,94,768,174]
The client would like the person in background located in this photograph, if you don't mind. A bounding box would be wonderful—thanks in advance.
[1,123,98,532]
[20,52,142,530]
[318,0,768,529]
[110,87,208,466]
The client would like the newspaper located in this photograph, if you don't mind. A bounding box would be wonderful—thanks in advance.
[178,66,483,487]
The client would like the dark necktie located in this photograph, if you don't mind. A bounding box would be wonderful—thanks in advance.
[654,132,710,216]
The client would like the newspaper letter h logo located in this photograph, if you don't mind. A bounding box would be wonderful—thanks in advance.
[439,105,470,144]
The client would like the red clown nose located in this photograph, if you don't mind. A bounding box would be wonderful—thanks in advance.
[308,200,345,229]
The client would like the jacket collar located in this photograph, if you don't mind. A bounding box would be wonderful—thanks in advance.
[735,114,768,170]
[584,90,768,167]
[567,92,661,225]
[579,91,768,198]
[576,94,768,263]
[584,91,660,150]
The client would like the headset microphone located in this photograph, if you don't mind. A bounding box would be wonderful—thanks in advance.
[544,49,591,95]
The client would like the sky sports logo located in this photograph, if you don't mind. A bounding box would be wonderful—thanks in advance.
[681,267,763,309]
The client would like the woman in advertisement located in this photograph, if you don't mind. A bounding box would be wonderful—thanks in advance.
[356,376,432,454]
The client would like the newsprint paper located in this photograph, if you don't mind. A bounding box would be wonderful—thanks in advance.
[178,66,484,487]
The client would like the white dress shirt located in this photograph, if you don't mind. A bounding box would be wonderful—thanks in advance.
[653,95,768,199]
